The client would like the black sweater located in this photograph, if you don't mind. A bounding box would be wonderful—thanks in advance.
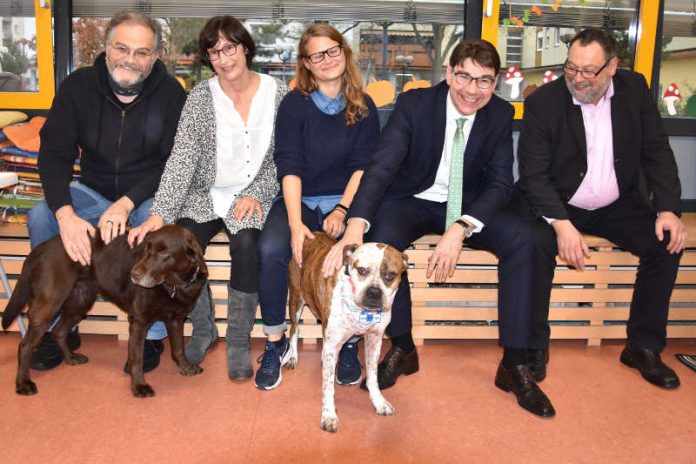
[38,53,187,213]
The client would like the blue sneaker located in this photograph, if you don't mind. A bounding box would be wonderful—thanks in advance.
[254,337,290,390]
[336,341,362,385]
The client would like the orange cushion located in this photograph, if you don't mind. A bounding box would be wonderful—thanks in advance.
[2,116,47,152]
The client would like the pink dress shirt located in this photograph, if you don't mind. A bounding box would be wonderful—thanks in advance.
[568,80,620,210]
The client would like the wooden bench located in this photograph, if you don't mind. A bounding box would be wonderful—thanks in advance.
[2,215,695,346]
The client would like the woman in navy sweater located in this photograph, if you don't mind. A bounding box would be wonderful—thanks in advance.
[255,24,380,390]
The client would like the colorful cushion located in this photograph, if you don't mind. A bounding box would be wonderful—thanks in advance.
[2,116,46,152]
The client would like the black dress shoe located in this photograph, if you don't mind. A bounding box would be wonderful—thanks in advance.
[360,346,419,391]
[31,328,82,371]
[528,348,549,382]
[123,339,166,374]
[620,345,680,389]
[495,362,556,418]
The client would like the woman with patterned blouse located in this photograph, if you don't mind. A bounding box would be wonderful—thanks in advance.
[129,16,287,381]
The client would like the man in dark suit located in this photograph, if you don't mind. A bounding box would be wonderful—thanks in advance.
[516,28,687,389]
[323,40,555,417]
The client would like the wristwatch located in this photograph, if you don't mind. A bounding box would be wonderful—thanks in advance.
[454,219,476,238]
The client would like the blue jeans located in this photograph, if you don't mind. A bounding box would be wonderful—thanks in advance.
[257,195,342,334]
[27,182,167,340]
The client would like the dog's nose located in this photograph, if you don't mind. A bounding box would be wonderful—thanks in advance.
[366,286,382,300]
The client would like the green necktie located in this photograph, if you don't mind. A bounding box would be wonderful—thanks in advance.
[445,117,466,227]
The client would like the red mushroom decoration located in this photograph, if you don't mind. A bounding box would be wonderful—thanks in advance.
[663,83,682,116]
[504,66,524,99]
[542,70,558,84]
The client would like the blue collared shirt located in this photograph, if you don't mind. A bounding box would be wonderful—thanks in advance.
[310,90,347,115]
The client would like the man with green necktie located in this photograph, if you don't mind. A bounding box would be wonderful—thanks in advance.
[322,39,555,417]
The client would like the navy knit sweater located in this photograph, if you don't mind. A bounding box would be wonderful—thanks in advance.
[273,90,380,197]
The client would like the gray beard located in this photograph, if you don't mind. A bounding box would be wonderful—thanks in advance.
[565,77,609,104]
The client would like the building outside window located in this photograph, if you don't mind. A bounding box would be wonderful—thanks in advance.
[0,2,38,93]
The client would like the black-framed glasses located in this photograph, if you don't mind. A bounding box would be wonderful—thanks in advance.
[563,59,611,79]
[207,43,239,61]
[452,72,496,89]
[305,44,343,64]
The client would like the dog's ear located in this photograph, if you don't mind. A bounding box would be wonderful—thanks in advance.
[342,244,359,276]
[342,244,359,266]
[401,252,409,272]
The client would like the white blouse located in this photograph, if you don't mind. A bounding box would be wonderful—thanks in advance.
[209,73,277,219]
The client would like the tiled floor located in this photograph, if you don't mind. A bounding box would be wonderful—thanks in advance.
[1,334,695,463]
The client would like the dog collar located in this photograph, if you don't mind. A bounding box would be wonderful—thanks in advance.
[340,272,383,334]
[163,264,201,299]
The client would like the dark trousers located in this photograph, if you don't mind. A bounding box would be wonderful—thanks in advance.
[176,217,260,293]
[531,195,681,351]
[257,200,330,327]
[367,197,536,349]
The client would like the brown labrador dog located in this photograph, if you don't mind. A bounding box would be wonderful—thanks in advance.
[1,225,208,398]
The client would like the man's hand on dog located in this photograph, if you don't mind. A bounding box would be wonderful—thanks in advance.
[128,215,164,247]
[98,196,134,245]
[56,205,96,266]
[426,224,466,283]
[290,222,315,267]
[322,220,365,278]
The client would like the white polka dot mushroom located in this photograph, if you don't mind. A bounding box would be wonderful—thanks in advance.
[542,70,558,84]
[662,83,681,116]
[504,66,524,99]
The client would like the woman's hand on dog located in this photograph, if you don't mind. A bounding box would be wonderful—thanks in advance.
[290,222,315,268]
[128,215,165,247]
[233,196,263,222]
[56,205,96,266]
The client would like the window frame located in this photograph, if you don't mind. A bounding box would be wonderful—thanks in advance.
[0,0,56,110]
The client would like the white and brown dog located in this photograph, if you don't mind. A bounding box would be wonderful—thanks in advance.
[286,233,408,433]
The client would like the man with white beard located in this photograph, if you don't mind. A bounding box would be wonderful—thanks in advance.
[27,10,187,373]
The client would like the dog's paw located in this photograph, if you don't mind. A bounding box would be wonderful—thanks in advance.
[65,353,89,365]
[320,414,339,433]
[286,355,298,370]
[132,383,156,398]
[16,379,38,395]
[179,363,203,376]
[374,400,395,416]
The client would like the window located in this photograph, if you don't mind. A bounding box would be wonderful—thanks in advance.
[487,0,639,105]
[0,0,55,109]
[657,0,696,119]
[71,0,465,117]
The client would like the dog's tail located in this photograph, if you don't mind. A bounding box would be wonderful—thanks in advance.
[1,258,33,331]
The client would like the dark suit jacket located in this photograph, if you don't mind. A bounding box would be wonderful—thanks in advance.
[349,80,515,225]
[516,69,681,220]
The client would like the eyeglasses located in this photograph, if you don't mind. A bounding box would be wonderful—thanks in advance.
[305,44,343,64]
[452,72,496,89]
[563,59,611,79]
[207,43,239,61]
[109,43,154,61]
